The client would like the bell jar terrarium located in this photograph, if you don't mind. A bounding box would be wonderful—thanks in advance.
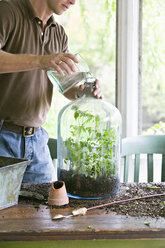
[57,77,122,199]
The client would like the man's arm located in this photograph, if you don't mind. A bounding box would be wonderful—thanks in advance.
[0,46,78,76]
[0,49,40,73]
[0,45,103,99]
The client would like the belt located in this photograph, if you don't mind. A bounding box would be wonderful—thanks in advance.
[1,121,40,137]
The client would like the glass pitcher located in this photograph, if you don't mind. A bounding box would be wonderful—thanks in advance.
[47,53,90,94]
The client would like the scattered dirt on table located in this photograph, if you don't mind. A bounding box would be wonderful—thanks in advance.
[20,182,165,218]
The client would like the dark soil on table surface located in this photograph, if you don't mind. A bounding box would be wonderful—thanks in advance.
[20,182,165,218]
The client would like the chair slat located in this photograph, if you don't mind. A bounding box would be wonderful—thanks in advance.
[123,156,129,182]
[147,154,153,182]
[134,154,140,182]
[161,154,165,182]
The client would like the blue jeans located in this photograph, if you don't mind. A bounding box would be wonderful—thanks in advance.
[0,123,55,183]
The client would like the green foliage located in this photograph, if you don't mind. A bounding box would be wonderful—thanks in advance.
[144,222,150,226]
[77,0,116,81]
[64,106,117,180]
[142,121,165,135]
[142,0,165,127]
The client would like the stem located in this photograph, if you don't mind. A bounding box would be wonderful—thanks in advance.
[87,193,165,211]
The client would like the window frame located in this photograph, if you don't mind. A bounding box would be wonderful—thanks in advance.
[116,0,142,137]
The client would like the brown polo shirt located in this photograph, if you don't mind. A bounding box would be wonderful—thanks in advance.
[0,0,68,127]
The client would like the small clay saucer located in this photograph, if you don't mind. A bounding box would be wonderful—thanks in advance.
[48,181,69,206]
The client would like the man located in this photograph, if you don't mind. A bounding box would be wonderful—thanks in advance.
[0,0,102,183]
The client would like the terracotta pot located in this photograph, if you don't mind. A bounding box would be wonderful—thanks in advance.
[48,181,69,206]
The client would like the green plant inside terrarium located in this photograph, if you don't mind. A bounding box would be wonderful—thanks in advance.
[64,106,118,180]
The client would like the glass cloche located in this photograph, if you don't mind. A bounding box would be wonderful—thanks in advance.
[57,77,122,199]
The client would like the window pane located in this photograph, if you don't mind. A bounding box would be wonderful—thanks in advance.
[142,0,165,133]
[44,0,116,137]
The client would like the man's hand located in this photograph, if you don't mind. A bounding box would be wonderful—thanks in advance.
[39,53,78,76]
[77,79,103,99]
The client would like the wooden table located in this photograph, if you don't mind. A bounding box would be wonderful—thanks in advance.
[0,200,165,240]
[0,186,165,248]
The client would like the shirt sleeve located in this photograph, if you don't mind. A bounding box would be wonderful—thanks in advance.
[62,32,69,53]
[59,24,69,53]
[0,2,15,48]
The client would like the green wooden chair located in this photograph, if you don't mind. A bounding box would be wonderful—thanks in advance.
[48,138,57,160]
[121,135,165,182]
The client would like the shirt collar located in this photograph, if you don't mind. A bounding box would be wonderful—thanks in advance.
[47,15,56,27]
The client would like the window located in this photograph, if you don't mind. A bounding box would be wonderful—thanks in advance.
[45,0,165,138]
[142,0,165,134]
[116,0,140,137]
[44,0,116,137]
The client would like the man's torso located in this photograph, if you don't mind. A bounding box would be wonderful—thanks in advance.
[0,0,68,127]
